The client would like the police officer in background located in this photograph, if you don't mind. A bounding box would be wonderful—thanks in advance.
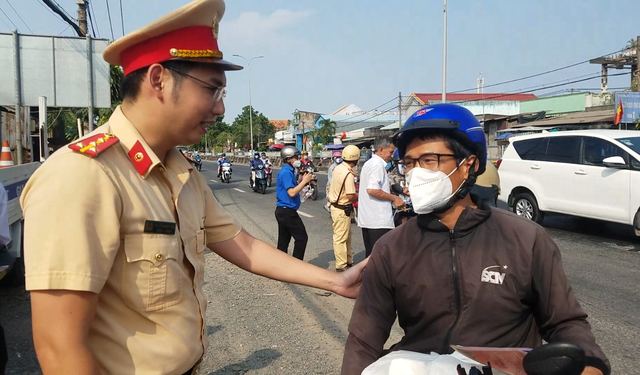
[471,160,500,207]
[329,145,360,272]
[275,146,314,260]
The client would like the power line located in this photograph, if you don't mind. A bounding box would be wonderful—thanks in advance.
[88,0,101,37]
[41,0,83,36]
[453,72,632,103]
[0,12,10,29]
[0,4,19,30]
[5,0,32,33]
[104,0,115,40]
[57,24,71,36]
[330,97,399,123]
[37,0,67,26]
[451,47,629,94]
[86,0,97,37]
[118,0,124,36]
[51,0,75,21]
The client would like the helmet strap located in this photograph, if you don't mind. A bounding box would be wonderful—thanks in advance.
[431,160,478,214]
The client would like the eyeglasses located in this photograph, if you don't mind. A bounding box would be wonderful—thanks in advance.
[166,67,227,102]
[403,153,458,171]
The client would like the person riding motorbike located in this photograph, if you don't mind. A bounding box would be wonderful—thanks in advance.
[341,103,610,375]
[249,152,264,188]
[260,152,272,168]
[217,153,228,177]
[300,151,314,168]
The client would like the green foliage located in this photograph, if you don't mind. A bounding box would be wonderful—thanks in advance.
[313,118,337,144]
[230,105,274,149]
[312,144,324,151]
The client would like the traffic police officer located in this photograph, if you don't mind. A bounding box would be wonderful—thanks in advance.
[20,1,367,374]
[275,146,313,260]
[329,145,360,271]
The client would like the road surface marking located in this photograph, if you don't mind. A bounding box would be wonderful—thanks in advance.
[210,179,217,183]
[233,188,246,193]
[298,211,314,218]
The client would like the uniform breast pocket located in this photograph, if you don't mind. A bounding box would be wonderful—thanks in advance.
[121,234,183,312]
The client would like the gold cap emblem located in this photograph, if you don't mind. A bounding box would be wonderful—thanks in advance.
[212,14,219,39]
[134,152,144,162]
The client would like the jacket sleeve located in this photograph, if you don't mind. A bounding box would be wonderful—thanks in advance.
[341,246,396,375]
[531,227,611,375]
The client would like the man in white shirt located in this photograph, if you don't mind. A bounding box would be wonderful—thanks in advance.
[0,181,11,374]
[357,136,405,257]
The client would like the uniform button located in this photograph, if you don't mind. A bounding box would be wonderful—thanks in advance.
[155,253,164,261]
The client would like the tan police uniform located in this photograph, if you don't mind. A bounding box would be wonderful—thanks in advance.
[329,163,356,270]
[21,0,244,373]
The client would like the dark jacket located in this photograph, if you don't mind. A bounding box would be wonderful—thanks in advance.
[341,198,610,375]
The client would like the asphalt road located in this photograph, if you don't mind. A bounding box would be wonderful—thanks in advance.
[1,160,638,374]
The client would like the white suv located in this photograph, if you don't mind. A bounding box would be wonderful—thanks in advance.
[498,130,640,235]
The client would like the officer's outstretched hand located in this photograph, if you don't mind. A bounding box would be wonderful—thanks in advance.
[333,258,369,299]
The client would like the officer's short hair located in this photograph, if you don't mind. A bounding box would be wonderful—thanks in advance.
[120,60,198,102]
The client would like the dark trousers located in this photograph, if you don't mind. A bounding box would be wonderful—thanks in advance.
[0,322,7,375]
[275,207,308,261]
[362,228,392,258]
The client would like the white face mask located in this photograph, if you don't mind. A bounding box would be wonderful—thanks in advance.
[405,159,466,215]
[292,160,302,168]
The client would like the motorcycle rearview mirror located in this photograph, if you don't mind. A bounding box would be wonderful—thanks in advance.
[391,184,404,195]
[522,343,586,375]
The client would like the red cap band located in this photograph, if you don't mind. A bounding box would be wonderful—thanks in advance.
[120,26,221,76]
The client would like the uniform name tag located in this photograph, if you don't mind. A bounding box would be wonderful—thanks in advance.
[144,220,177,235]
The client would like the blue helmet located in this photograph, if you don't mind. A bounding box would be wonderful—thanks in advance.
[394,103,487,175]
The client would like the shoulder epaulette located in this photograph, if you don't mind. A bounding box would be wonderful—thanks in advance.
[68,133,119,158]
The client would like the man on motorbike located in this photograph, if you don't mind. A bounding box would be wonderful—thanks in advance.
[260,152,272,168]
[249,152,264,188]
[300,150,314,168]
[341,103,609,375]
[217,153,230,177]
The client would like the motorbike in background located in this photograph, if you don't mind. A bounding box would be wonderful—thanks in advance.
[194,155,202,171]
[252,164,268,194]
[265,166,273,187]
[220,162,232,183]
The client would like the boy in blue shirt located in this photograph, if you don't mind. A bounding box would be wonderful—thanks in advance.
[276,146,313,260]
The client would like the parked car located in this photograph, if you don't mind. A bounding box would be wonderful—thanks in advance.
[498,129,640,235]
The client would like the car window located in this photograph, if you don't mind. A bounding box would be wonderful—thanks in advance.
[538,136,580,164]
[615,137,640,170]
[581,137,628,167]
[512,138,547,161]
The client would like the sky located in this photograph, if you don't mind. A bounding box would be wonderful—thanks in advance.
[4,0,640,122]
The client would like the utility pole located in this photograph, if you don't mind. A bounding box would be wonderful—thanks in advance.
[442,0,447,103]
[232,54,264,153]
[398,92,402,130]
[76,0,88,36]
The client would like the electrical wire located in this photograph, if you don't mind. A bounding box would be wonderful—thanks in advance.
[0,12,10,29]
[86,0,97,37]
[451,47,630,94]
[105,0,115,40]
[52,0,75,21]
[57,24,71,36]
[118,0,124,36]
[330,97,399,123]
[88,0,101,37]
[37,0,67,26]
[0,4,18,31]
[5,0,32,33]
[453,72,631,103]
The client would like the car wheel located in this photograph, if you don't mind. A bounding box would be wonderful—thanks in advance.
[513,193,544,224]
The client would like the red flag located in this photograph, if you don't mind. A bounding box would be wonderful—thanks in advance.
[340,131,347,140]
[303,136,308,144]
[614,99,624,125]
